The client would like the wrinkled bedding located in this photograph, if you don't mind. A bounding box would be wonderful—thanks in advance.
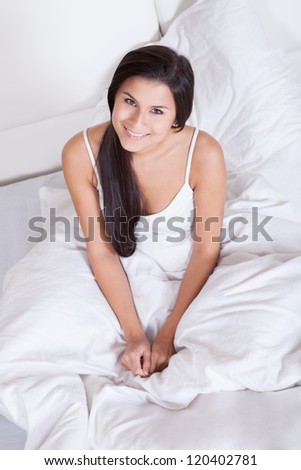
[1,0,301,449]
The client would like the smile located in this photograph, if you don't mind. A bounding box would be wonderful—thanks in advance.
[124,126,149,140]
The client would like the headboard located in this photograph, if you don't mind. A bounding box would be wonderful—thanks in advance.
[1,0,301,185]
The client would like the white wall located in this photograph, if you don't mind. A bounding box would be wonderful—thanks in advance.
[0,0,160,132]
[0,0,161,184]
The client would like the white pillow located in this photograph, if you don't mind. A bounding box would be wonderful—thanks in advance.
[154,0,196,35]
[0,170,67,292]
[38,186,81,246]
[157,0,301,215]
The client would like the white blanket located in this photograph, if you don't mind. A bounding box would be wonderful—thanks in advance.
[1,0,301,449]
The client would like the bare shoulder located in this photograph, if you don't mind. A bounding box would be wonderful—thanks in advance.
[62,122,109,163]
[190,129,226,188]
[62,122,109,187]
[194,129,225,167]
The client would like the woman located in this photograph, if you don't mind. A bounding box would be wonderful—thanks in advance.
[62,45,226,379]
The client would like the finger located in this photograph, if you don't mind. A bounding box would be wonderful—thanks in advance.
[132,354,145,377]
[150,352,158,374]
[142,349,151,376]
[151,352,169,373]
[121,352,142,376]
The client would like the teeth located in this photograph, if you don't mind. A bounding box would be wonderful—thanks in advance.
[129,130,144,137]
[125,127,147,138]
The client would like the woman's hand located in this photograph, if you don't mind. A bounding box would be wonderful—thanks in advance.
[150,328,176,374]
[120,335,151,377]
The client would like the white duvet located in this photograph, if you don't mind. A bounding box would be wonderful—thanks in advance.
[1,0,301,449]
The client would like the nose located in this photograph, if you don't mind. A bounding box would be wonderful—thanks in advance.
[131,108,148,130]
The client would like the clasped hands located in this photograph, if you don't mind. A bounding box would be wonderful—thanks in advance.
[120,327,176,377]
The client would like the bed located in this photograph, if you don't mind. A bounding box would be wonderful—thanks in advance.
[0,0,301,450]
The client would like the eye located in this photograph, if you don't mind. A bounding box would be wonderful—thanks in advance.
[125,98,136,106]
[151,108,164,115]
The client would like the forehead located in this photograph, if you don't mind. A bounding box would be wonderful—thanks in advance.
[118,76,175,106]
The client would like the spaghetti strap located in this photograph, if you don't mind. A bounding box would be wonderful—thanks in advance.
[185,128,199,184]
[83,129,101,188]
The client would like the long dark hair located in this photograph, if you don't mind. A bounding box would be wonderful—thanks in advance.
[97,45,194,257]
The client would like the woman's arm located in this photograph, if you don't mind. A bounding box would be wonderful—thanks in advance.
[150,135,227,373]
[62,133,151,377]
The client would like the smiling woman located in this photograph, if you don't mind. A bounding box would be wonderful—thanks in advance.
[91,45,196,256]
[62,44,226,378]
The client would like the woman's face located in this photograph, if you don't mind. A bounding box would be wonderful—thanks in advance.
[112,76,177,155]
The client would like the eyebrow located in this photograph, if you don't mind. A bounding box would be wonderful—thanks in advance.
[122,92,169,109]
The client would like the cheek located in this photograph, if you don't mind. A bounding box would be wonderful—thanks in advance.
[112,103,131,122]
[152,117,175,134]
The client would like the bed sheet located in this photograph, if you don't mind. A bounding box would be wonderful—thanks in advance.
[3,386,301,450]
[75,386,301,450]
[1,168,300,450]
[0,0,301,449]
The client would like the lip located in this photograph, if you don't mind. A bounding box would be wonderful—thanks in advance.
[123,126,149,140]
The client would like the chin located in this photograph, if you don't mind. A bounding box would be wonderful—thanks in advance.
[116,129,150,152]
[119,138,146,153]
